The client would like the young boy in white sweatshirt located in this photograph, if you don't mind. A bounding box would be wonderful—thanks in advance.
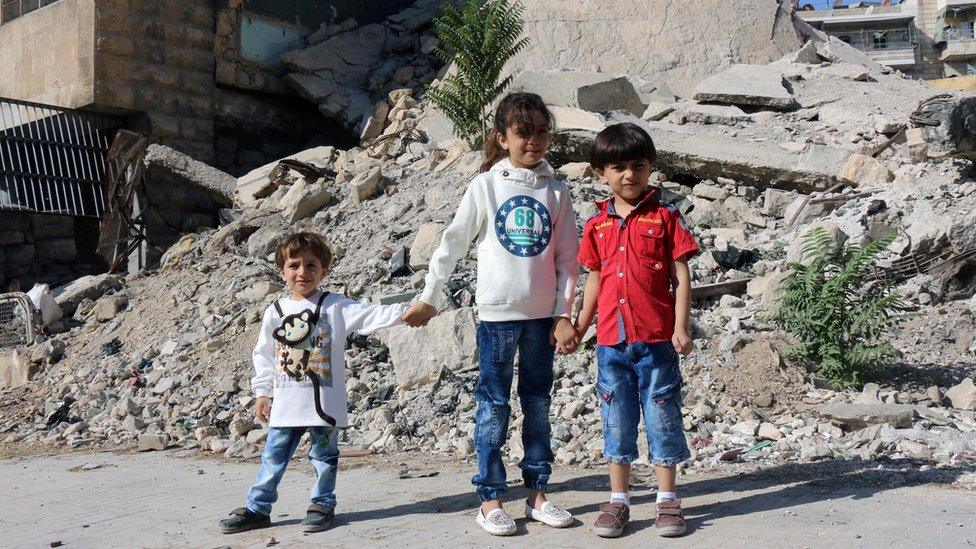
[219,232,408,534]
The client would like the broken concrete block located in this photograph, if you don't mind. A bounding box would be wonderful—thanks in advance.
[692,64,798,110]
[792,40,821,64]
[510,71,645,116]
[838,154,894,187]
[279,179,333,223]
[692,183,729,201]
[815,36,886,76]
[945,378,976,410]
[762,188,797,218]
[0,349,33,390]
[681,103,752,125]
[819,402,915,429]
[905,128,929,163]
[724,196,766,228]
[137,433,170,451]
[558,162,594,180]
[409,223,445,269]
[382,308,478,390]
[360,101,390,142]
[551,106,607,133]
[93,295,126,322]
[55,274,124,317]
[282,73,337,102]
[143,144,235,206]
[642,101,675,122]
[350,167,383,203]
[820,63,873,82]
[758,422,784,440]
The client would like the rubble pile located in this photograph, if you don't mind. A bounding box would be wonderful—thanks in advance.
[2,4,975,476]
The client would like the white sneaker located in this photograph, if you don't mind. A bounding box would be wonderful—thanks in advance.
[524,500,574,528]
[476,507,517,536]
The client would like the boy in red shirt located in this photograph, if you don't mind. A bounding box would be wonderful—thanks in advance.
[575,123,698,538]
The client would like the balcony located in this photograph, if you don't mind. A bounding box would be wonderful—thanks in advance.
[942,37,976,60]
[939,0,976,10]
[824,26,918,68]
[798,5,916,25]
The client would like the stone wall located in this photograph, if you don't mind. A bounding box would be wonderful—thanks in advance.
[913,0,947,80]
[0,0,96,107]
[0,213,101,292]
[92,0,217,163]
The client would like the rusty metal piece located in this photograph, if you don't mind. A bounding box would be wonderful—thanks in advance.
[691,278,752,301]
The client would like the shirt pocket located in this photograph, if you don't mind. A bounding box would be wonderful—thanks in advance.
[636,229,668,285]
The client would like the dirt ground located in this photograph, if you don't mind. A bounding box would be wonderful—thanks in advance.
[3,449,974,548]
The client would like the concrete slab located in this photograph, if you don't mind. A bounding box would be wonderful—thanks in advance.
[2,451,973,547]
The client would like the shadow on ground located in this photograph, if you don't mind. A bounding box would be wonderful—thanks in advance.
[335,457,973,536]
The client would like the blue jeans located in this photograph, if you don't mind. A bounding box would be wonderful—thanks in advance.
[472,318,555,502]
[596,341,690,466]
[245,426,339,515]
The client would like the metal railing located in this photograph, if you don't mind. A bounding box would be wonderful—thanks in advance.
[0,0,60,24]
[944,26,976,41]
[829,26,916,52]
[0,97,122,217]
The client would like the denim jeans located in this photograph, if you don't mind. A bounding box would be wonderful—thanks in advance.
[472,318,555,502]
[596,341,690,466]
[245,426,339,515]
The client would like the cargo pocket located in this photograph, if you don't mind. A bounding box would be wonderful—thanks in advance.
[596,381,616,427]
[648,389,683,433]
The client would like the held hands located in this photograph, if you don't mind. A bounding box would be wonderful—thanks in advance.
[254,396,271,423]
[672,328,694,356]
[402,301,437,327]
[551,317,580,355]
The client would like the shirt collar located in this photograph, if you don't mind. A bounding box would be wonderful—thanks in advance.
[597,188,659,218]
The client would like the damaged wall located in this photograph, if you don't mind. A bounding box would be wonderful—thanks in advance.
[0,214,102,292]
[507,0,804,98]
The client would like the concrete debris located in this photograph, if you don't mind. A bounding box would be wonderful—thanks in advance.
[3,6,976,476]
[819,402,916,429]
[510,71,645,116]
[143,144,236,207]
[692,64,799,110]
[946,378,976,411]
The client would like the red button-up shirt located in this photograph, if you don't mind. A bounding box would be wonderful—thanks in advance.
[577,190,699,346]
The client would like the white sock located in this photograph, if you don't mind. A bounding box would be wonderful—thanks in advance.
[656,491,677,503]
[609,492,630,506]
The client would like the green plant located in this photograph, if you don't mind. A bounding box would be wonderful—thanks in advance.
[427,0,529,148]
[769,228,909,389]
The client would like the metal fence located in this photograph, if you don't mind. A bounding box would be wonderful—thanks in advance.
[0,97,122,217]
[832,26,916,52]
[0,293,36,349]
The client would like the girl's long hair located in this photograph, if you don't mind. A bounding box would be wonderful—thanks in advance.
[480,92,554,173]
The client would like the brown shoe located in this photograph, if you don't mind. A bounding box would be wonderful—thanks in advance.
[593,502,629,538]
[655,499,687,537]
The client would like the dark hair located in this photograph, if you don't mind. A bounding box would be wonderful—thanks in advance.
[275,231,333,270]
[589,122,657,170]
[480,92,555,173]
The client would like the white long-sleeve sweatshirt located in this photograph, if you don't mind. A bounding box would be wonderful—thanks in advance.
[419,158,580,321]
[251,291,407,427]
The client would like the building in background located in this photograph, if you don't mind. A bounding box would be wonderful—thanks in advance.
[797,0,976,79]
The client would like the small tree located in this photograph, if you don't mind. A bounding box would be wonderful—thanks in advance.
[427,0,529,148]
[770,228,909,388]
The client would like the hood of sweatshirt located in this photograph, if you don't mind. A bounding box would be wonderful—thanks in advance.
[489,157,555,188]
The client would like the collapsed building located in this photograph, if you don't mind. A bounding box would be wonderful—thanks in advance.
[1,1,975,475]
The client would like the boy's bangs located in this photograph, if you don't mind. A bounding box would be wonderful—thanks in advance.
[589,123,656,169]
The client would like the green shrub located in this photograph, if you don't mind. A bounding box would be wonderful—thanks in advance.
[427,0,529,148]
[770,228,909,388]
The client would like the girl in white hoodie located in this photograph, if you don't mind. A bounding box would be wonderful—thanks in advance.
[403,93,580,536]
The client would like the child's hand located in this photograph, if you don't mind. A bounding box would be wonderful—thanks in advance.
[551,317,579,355]
[672,329,694,356]
[402,301,437,327]
[254,396,271,423]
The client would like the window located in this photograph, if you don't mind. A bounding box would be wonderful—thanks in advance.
[1,0,60,24]
[872,31,887,49]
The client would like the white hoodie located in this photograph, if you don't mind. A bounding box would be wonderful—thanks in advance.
[419,158,579,321]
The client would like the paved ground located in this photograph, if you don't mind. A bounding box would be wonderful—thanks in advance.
[3,450,975,548]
